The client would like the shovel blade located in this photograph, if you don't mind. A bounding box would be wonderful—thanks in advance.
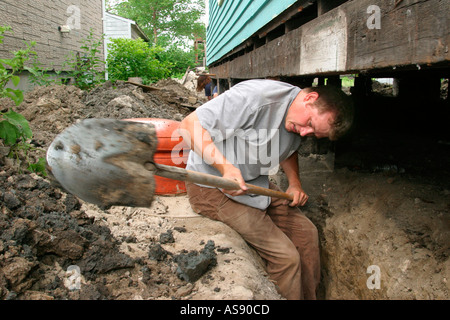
[46,118,158,208]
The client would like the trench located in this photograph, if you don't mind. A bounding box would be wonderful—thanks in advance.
[298,79,450,299]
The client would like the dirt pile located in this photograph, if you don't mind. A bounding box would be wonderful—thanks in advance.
[13,80,201,149]
[0,170,137,299]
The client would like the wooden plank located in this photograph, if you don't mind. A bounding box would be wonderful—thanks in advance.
[299,8,347,74]
[348,0,450,69]
[125,81,160,92]
[210,0,450,78]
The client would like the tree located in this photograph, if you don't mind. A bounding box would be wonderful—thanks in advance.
[110,0,206,47]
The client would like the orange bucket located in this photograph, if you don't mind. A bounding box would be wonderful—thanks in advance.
[124,118,190,195]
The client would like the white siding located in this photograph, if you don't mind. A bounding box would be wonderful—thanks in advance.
[104,12,148,79]
[104,13,132,64]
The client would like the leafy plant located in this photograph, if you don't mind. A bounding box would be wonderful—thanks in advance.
[0,26,36,105]
[26,56,61,88]
[0,25,46,176]
[28,157,47,175]
[0,109,32,146]
[64,29,105,90]
[0,109,45,176]
[0,108,47,177]
[106,38,172,84]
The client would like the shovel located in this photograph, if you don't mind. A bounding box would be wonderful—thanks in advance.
[46,118,293,208]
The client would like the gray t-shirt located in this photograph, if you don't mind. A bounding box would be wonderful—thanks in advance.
[186,79,302,209]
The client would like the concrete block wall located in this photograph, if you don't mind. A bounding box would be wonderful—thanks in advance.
[0,0,104,71]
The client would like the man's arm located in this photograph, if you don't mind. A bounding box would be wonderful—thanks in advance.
[280,152,309,206]
[178,112,248,195]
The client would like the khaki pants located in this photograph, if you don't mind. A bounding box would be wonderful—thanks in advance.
[186,182,320,300]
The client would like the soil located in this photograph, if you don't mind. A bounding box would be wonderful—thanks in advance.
[0,78,448,300]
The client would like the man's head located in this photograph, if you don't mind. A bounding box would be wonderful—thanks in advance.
[285,86,354,140]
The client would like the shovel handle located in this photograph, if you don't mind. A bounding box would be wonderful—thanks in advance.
[153,163,293,201]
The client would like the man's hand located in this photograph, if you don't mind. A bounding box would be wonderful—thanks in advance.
[220,164,248,196]
[284,183,309,207]
[279,152,308,206]
[179,112,249,198]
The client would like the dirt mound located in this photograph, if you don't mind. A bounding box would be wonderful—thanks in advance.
[6,80,199,171]
[0,169,138,299]
[14,81,195,149]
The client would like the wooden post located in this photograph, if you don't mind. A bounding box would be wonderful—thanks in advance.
[327,76,342,88]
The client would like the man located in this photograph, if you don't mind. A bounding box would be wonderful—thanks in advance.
[178,79,354,300]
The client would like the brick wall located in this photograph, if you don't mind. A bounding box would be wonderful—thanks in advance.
[0,0,104,71]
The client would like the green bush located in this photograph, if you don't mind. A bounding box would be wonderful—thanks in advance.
[106,38,171,84]
[0,109,46,176]
[0,25,33,144]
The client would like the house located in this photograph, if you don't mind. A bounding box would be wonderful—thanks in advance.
[0,1,149,89]
[104,12,149,60]
[103,12,149,79]
[0,0,105,91]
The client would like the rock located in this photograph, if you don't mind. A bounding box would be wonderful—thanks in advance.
[174,283,194,298]
[107,95,135,109]
[159,230,175,244]
[174,240,217,283]
[15,174,38,190]
[78,240,135,277]
[2,257,36,291]
[188,96,197,104]
[148,243,169,261]
[33,229,86,260]
[36,97,61,110]
[3,218,36,243]
[4,191,21,210]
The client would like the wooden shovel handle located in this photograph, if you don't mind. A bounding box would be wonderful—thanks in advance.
[153,163,293,201]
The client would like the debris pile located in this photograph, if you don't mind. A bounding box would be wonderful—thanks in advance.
[0,170,136,299]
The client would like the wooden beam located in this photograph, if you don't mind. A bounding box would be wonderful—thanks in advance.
[125,81,160,92]
[210,0,450,79]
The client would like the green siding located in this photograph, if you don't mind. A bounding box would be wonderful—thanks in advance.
[206,0,297,65]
